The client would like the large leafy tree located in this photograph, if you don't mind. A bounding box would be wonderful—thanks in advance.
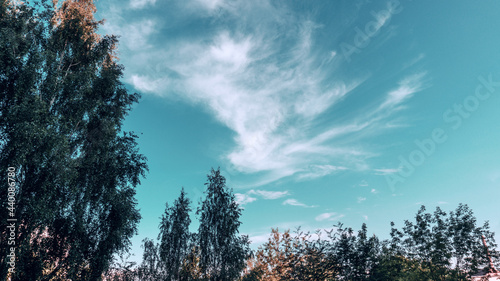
[0,0,147,279]
[197,168,251,280]
[389,204,498,280]
[158,188,192,280]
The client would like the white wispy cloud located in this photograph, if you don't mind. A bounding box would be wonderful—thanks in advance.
[357,197,366,203]
[298,165,347,180]
[374,168,399,175]
[102,16,157,51]
[315,212,345,222]
[130,16,363,182]
[234,189,290,205]
[234,193,257,205]
[129,0,156,9]
[403,53,426,69]
[248,232,272,245]
[369,6,393,35]
[283,198,317,208]
[370,188,378,194]
[100,0,428,186]
[249,190,290,200]
[378,72,427,111]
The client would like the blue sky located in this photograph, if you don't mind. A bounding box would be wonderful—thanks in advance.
[95,0,500,262]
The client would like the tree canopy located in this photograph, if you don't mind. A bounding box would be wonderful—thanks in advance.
[0,0,147,279]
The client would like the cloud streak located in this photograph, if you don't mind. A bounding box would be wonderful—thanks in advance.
[315,212,345,221]
[378,72,427,111]
[129,0,156,9]
[234,189,290,205]
[282,199,317,208]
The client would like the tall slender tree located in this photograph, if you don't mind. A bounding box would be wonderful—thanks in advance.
[197,168,251,280]
[137,238,160,281]
[0,0,147,279]
[158,188,192,280]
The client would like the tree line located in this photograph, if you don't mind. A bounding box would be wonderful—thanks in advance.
[104,184,500,281]
[245,204,500,281]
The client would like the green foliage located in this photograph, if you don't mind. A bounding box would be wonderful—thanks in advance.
[158,188,193,280]
[178,238,202,281]
[448,204,499,272]
[123,169,250,281]
[253,228,296,280]
[197,168,251,280]
[0,0,147,279]
[137,238,160,280]
[104,253,138,281]
[391,204,499,279]
[332,223,381,280]
[251,227,339,281]
[246,204,498,281]
[102,199,498,281]
[240,268,264,281]
[369,254,432,281]
[288,229,338,281]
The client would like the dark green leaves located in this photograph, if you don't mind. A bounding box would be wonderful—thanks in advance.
[197,168,251,280]
[158,188,192,280]
[0,1,147,279]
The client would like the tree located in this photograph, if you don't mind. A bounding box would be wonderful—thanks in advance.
[369,254,432,281]
[389,204,498,280]
[137,238,160,280]
[178,234,202,281]
[252,228,338,281]
[197,168,251,280]
[352,223,380,280]
[103,252,138,281]
[158,188,192,280]
[288,229,338,281]
[332,224,357,280]
[448,203,499,274]
[254,228,296,280]
[331,223,380,281]
[0,0,147,279]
